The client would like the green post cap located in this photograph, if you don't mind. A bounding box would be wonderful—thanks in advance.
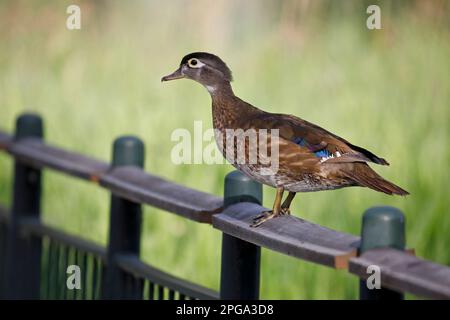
[360,206,405,253]
[112,136,144,168]
[15,113,43,139]
[224,170,262,206]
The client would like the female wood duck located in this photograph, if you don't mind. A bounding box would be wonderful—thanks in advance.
[162,52,408,227]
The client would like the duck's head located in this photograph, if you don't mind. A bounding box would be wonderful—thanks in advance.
[161,52,232,93]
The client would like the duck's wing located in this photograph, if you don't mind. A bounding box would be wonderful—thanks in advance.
[239,112,389,166]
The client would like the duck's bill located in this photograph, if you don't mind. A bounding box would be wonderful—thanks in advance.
[161,68,184,82]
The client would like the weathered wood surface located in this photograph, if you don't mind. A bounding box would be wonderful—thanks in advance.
[100,167,223,223]
[0,131,223,223]
[349,248,450,299]
[6,136,109,181]
[213,202,360,269]
[116,254,219,299]
[0,131,12,150]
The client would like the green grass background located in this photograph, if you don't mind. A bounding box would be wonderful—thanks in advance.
[0,0,449,299]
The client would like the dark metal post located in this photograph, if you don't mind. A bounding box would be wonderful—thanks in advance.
[103,136,144,299]
[359,206,405,300]
[220,170,262,300]
[4,113,43,299]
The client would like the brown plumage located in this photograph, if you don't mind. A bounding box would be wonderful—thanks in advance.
[162,52,408,227]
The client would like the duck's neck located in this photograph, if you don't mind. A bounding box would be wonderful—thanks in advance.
[206,81,234,98]
[208,81,241,130]
[208,81,261,131]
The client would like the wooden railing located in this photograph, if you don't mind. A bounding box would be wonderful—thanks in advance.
[0,113,449,299]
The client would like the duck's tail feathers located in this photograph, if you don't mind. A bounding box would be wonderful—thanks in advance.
[344,163,409,196]
[347,143,390,166]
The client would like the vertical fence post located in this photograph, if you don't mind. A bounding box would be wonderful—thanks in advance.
[220,170,262,300]
[103,136,144,299]
[4,113,43,299]
[359,206,405,300]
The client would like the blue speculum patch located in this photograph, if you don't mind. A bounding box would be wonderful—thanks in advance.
[292,137,331,158]
[314,149,331,158]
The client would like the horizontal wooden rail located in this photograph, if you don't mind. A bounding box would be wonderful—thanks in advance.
[349,248,450,299]
[0,131,12,150]
[1,135,109,180]
[0,204,217,299]
[213,202,359,269]
[101,166,222,223]
[116,254,219,300]
[19,216,107,260]
[0,131,223,223]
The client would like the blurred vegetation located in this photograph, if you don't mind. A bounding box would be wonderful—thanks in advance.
[0,0,449,299]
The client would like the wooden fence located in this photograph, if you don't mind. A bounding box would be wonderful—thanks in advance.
[0,113,450,300]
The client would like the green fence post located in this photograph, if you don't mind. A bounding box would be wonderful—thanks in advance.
[220,170,262,300]
[4,113,43,299]
[103,136,144,299]
[359,206,405,300]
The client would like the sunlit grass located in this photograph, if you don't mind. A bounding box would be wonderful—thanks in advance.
[0,0,449,299]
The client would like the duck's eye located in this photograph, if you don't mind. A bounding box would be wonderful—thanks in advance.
[188,58,201,68]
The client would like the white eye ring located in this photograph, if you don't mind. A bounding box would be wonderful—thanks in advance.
[187,58,204,68]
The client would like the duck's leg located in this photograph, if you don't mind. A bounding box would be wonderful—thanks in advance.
[251,187,284,227]
[280,192,296,215]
